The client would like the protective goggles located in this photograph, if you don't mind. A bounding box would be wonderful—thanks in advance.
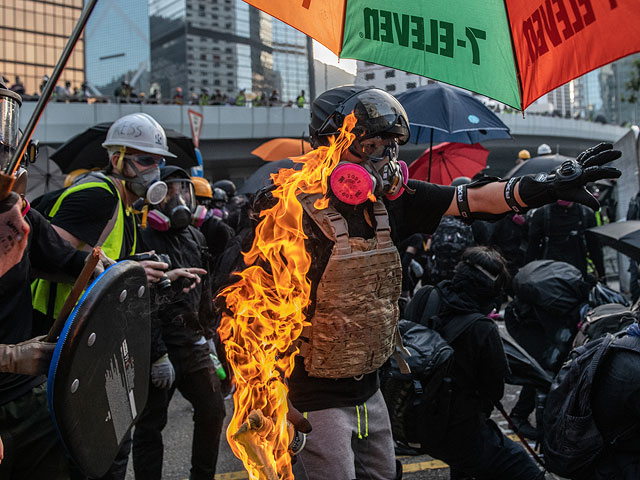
[355,137,400,162]
[164,178,196,212]
[125,153,166,168]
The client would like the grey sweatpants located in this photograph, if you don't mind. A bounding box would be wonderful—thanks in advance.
[292,389,397,480]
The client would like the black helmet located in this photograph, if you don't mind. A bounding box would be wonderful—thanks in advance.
[212,179,236,198]
[159,165,190,181]
[212,187,228,203]
[309,85,410,148]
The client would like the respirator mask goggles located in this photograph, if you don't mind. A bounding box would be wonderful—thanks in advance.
[113,149,168,205]
[147,178,206,231]
[330,135,409,205]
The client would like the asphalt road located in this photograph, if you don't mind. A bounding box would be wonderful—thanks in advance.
[124,321,560,480]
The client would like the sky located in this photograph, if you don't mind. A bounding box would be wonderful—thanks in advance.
[313,41,357,75]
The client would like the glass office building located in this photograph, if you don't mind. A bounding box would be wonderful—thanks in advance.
[148,0,310,103]
[0,0,85,96]
[84,0,151,96]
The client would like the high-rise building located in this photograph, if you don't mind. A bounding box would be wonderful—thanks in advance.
[148,0,311,103]
[0,0,85,96]
[355,61,433,95]
[84,0,151,97]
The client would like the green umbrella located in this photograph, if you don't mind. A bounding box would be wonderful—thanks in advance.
[245,0,640,110]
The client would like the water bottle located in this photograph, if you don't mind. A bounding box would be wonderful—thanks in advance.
[210,353,227,380]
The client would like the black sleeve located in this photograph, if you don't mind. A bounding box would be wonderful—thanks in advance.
[386,180,455,242]
[525,209,544,263]
[50,187,117,246]
[27,209,87,277]
[472,321,509,407]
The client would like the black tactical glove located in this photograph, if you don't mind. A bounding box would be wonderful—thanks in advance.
[516,143,621,211]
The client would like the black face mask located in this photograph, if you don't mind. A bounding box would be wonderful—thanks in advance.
[162,194,191,230]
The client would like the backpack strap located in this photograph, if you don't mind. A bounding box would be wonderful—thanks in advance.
[438,312,487,344]
[419,287,442,327]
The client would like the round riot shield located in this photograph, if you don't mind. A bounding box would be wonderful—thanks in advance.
[47,260,150,478]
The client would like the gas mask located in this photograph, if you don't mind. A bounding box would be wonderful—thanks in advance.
[329,141,409,205]
[0,84,21,174]
[147,178,206,231]
[123,159,168,205]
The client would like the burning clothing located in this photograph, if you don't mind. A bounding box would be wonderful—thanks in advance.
[284,179,454,412]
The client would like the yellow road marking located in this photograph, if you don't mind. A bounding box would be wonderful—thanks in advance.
[214,435,533,479]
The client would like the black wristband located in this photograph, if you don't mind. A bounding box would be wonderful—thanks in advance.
[456,185,471,220]
[504,177,526,214]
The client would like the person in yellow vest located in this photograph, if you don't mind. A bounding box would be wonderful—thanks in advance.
[30,113,203,480]
[297,90,305,108]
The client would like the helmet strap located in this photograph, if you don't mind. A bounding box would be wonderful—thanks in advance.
[116,146,126,173]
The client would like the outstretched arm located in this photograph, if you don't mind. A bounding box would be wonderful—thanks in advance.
[445,143,621,218]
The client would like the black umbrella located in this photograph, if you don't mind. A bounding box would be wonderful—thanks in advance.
[585,221,640,262]
[501,330,553,391]
[395,83,512,182]
[238,159,303,195]
[505,153,573,178]
[50,122,198,173]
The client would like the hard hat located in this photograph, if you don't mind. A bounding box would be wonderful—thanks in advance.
[102,113,176,158]
[64,168,89,188]
[537,143,552,155]
[192,176,213,199]
[518,149,531,160]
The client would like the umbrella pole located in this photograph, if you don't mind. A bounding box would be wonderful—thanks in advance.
[495,402,547,470]
[428,129,434,182]
[1,0,99,200]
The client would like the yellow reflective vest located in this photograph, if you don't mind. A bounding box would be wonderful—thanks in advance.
[31,174,137,320]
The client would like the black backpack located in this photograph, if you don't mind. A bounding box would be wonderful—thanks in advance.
[381,286,484,451]
[428,216,475,282]
[543,332,640,477]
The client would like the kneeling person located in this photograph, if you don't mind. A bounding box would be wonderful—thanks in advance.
[404,247,545,480]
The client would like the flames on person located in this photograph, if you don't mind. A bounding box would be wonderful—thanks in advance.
[218,114,358,479]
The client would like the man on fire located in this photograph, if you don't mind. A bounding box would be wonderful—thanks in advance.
[220,85,621,480]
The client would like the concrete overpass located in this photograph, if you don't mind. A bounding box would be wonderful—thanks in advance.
[20,102,630,187]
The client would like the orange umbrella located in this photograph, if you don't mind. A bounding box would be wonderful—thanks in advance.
[251,138,312,161]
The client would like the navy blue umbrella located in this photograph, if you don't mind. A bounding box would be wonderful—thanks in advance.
[395,83,512,145]
[396,84,512,182]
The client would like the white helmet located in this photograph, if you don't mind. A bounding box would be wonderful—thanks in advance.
[537,143,552,155]
[102,113,176,158]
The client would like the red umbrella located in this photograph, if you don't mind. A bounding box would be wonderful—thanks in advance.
[409,142,489,186]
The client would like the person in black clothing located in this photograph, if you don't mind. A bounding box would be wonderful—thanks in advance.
[0,192,104,479]
[526,200,604,278]
[406,247,545,480]
[132,167,226,480]
[505,260,594,441]
[222,85,620,480]
[588,321,640,479]
[488,212,528,278]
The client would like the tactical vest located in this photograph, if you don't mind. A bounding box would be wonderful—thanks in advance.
[296,193,403,379]
[32,173,137,320]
